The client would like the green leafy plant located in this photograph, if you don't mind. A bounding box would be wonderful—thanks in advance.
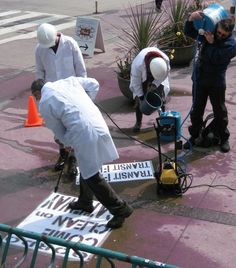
[157,0,198,49]
[116,4,168,79]
[155,0,210,64]
[115,51,132,80]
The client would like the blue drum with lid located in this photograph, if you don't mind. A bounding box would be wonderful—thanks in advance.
[193,3,228,33]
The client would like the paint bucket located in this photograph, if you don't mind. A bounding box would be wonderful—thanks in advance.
[139,91,163,115]
[159,111,181,142]
[193,3,228,33]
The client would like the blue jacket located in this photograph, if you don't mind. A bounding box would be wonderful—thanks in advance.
[184,21,236,87]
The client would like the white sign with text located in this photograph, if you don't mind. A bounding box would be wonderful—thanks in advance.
[9,193,112,262]
[76,160,155,185]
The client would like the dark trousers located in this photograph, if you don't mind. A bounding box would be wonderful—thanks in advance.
[189,82,229,143]
[155,0,163,9]
[79,173,128,216]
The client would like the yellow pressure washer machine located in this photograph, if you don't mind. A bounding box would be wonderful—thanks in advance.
[154,113,184,196]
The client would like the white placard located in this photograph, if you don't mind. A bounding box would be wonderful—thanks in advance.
[7,193,112,262]
[76,160,155,185]
[75,16,105,57]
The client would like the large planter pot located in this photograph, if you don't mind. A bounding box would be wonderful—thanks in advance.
[170,43,197,67]
[117,75,133,101]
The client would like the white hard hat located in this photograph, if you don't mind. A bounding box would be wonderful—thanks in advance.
[37,23,57,48]
[150,57,168,82]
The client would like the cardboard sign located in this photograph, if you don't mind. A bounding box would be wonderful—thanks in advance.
[8,193,112,262]
[75,16,105,57]
[76,160,155,185]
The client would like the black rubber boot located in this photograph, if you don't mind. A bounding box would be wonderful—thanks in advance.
[68,176,94,213]
[54,149,69,171]
[86,173,133,229]
[66,156,78,182]
[133,105,142,133]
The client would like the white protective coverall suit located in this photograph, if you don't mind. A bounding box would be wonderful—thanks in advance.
[129,47,171,132]
[39,76,118,179]
[35,33,87,174]
[36,76,133,228]
[35,33,87,82]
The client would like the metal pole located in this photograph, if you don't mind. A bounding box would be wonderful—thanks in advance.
[95,1,98,14]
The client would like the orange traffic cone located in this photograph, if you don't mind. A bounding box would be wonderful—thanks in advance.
[24,95,44,127]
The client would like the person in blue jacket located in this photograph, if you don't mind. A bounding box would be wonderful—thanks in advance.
[184,11,236,153]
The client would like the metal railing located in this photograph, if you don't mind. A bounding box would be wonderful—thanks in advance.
[0,223,179,268]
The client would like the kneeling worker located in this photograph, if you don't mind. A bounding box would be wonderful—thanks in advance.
[31,76,133,229]
[129,47,171,132]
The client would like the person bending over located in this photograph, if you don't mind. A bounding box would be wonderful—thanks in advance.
[129,47,171,132]
[31,76,133,229]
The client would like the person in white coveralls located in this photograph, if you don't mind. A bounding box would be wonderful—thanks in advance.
[31,76,133,229]
[35,23,87,180]
[129,47,171,132]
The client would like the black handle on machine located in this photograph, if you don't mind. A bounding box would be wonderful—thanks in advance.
[54,154,69,193]
[54,167,64,193]
[155,115,178,173]
[154,117,163,169]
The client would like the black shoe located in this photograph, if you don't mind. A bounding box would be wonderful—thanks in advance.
[67,156,78,180]
[183,137,195,150]
[133,122,141,133]
[54,149,68,171]
[68,201,94,213]
[106,204,133,229]
[106,216,126,229]
[220,140,230,153]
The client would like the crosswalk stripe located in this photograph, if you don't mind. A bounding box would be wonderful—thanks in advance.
[0,14,70,36]
[0,10,76,45]
[0,21,76,45]
[0,10,21,17]
[0,11,45,26]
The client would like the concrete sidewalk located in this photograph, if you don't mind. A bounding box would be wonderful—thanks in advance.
[0,0,236,267]
[76,1,236,267]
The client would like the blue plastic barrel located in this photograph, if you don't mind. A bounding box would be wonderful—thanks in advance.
[159,111,181,142]
[193,3,228,33]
